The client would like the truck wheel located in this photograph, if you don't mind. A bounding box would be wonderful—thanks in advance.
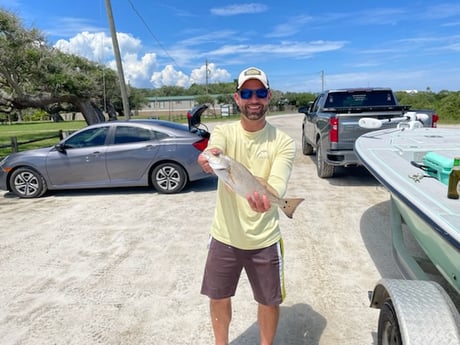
[378,299,402,345]
[302,132,314,155]
[316,142,334,178]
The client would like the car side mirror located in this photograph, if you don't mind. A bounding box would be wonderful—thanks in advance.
[54,143,66,153]
[298,106,308,114]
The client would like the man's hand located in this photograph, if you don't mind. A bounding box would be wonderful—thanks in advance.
[198,148,222,174]
[246,191,271,213]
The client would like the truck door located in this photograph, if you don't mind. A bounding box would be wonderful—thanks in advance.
[306,94,324,142]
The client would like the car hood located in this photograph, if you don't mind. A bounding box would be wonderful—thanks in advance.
[4,146,54,161]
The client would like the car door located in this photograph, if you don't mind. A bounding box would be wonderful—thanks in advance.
[45,126,110,187]
[104,125,162,184]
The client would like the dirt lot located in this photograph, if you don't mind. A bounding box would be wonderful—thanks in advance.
[1,113,410,344]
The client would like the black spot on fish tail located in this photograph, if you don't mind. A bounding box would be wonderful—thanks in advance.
[279,198,305,219]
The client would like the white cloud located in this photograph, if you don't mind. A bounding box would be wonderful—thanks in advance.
[149,63,231,88]
[267,15,313,38]
[55,31,113,62]
[150,65,190,88]
[208,40,346,58]
[52,29,344,89]
[55,31,159,88]
[210,3,268,16]
[108,52,158,87]
[190,63,231,84]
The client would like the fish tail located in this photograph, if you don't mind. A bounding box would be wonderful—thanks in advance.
[279,198,304,219]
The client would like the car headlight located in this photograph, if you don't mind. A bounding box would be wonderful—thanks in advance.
[0,156,9,167]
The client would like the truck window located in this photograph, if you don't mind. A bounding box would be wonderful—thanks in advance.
[312,94,325,112]
[327,91,397,107]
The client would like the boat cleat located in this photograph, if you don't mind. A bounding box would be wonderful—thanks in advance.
[408,173,426,182]
[408,173,436,183]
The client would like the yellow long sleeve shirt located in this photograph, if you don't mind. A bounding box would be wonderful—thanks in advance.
[208,120,296,250]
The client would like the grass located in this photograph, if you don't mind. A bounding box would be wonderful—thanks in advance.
[0,121,87,158]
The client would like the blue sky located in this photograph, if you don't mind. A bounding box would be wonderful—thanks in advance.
[2,0,460,92]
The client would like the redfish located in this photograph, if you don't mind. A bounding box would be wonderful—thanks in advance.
[202,151,304,219]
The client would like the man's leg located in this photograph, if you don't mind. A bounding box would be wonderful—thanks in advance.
[210,297,232,345]
[258,303,279,345]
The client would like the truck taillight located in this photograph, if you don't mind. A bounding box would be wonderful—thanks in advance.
[329,117,339,143]
[432,113,439,128]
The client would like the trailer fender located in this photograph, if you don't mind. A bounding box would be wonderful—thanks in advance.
[370,278,460,345]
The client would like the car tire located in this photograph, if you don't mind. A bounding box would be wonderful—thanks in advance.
[151,162,187,194]
[316,141,334,178]
[377,299,402,345]
[10,167,47,198]
[302,131,314,155]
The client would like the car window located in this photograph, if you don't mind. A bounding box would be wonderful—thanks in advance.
[65,127,108,148]
[153,130,169,140]
[113,126,155,144]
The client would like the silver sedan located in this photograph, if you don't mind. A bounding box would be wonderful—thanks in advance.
[0,119,210,198]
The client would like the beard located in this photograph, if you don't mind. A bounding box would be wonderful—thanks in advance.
[240,103,269,121]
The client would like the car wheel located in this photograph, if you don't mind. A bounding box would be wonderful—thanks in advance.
[302,131,314,155]
[378,299,402,345]
[316,141,334,178]
[10,167,47,198]
[151,162,187,194]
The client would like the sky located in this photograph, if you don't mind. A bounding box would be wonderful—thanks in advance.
[1,0,460,92]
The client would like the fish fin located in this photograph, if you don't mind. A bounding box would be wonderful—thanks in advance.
[224,182,234,193]
[254,176,277,195]
[279,198,305,219]
[223,168,239,193]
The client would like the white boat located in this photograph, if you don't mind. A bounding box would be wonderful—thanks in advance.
[354,123,460,345]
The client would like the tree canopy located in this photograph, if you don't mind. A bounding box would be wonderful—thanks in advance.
[0,9,126,124]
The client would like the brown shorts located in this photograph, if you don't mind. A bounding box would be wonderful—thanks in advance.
[201,237,285,306]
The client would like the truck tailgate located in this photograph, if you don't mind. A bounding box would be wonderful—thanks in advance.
[336,111,405,150]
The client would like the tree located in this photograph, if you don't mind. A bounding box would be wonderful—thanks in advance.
[0,9,122,124]
[437,92,460,122]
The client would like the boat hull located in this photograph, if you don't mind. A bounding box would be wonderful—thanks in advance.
[392,194,460,293]
[355,127,460,294]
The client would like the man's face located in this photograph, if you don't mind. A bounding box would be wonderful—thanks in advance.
[234,79,271,121]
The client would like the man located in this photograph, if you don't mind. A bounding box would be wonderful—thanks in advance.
[198,66,296,345]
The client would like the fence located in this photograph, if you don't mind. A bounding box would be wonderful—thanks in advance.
[0,130,69,154]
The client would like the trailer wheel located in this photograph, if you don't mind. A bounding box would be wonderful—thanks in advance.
[378,299,402,345]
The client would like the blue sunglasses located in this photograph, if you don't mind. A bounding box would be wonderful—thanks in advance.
[239,88,269,99]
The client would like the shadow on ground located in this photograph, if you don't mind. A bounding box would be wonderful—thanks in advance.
[1,176,217,199]
[230,303,326,345]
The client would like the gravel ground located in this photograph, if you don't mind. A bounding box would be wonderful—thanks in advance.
[0,113,433,344]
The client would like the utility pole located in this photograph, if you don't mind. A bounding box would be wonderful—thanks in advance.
[205,59,210,94]
[105,0,130,120]
[321,70,325,92]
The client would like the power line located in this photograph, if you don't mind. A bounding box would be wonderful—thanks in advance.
[126,0,182,72]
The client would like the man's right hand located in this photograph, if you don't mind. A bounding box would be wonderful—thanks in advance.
[198,148,222,174]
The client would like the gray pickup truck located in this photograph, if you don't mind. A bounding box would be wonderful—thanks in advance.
[300,87,438,178]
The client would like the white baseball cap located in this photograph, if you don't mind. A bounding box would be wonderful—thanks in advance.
[237,67,269,89]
